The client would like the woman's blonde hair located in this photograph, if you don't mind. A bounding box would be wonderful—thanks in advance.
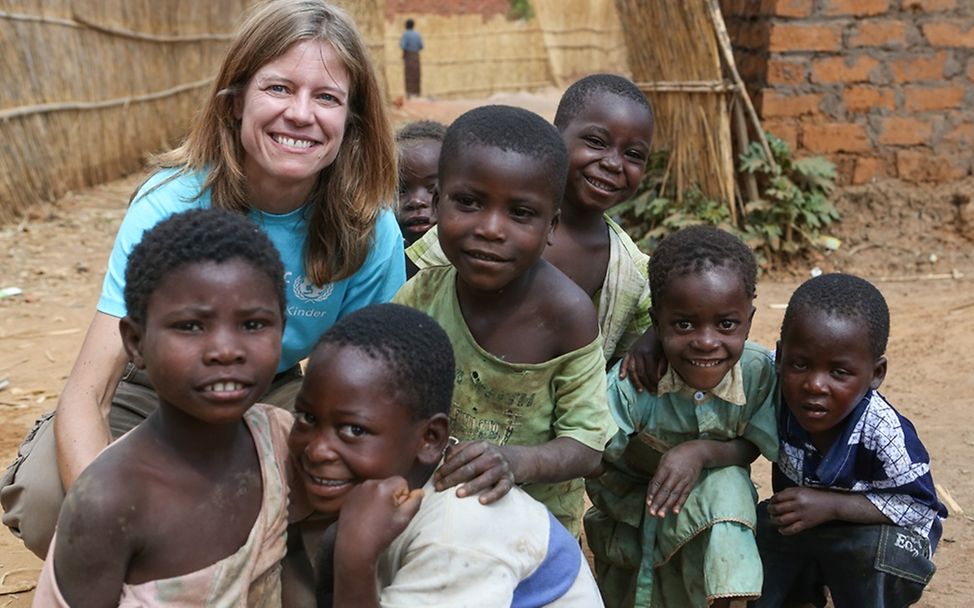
[156,0,396,285]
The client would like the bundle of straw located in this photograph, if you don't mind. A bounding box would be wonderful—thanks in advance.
[613,0,735,206]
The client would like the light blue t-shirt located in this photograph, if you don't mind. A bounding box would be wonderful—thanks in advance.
[98,168,406,372]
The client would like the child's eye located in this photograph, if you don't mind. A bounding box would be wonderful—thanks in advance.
[832,368,851,378]
[718,319,738,331]
[583,135,605,149]
[789,360,807,371]
[243,319,267,331]
[625,149,647,163]
[338,424,368,438]
[451,195,478,209]
[295,410,316,426]
[425,182,436,194]
[675,320,692,331]
[511,206,537,219]
[175,320,203,332]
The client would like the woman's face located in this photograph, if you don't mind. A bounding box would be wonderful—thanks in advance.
[237,40,350,206]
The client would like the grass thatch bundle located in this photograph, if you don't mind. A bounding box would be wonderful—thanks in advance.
[0,0,251,223]
[614,0,735,207]
[533,0,629,87]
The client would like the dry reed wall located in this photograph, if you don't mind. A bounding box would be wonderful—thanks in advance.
[381,0,627,100]
[723,0,974,184]
[0,0,625,223]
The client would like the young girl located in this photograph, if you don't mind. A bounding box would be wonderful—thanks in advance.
[395,120,447,245]
[2,0,402,559]
[584,225,779,608]
[406,74,658,373]
[32,209,295,606]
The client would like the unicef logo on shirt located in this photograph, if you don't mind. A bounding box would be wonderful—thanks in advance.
[291,273,334,303]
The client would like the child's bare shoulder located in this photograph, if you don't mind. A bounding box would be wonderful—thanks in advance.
[535,261,599,353]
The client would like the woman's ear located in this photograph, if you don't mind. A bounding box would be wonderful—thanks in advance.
[118,317,146,369]
[416,413,449,467]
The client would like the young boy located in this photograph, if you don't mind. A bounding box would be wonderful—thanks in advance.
[394,105,614,535]
[288,303,604,606]
[396,120,446,246]
[755,273,947,607]
[406,75,658,378]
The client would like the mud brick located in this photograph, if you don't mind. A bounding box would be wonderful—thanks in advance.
[761,91,823,117]
[890,51,949,81]
[811,55,882,83]
[775,0,814,17]
[901,0,957,10]
[852,156,890,184]
[879,116,934,145]
[922,22,974,48]
[769,23,843,52]
[850,19,909,47]
[843,85,897,112]
[896,149,967,182]
[803,122,871,153]
[768,57,808,85]
[904,85,966,111]
[764,119,800,150]
[823,0,889,16]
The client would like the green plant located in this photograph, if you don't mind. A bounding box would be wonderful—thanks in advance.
[609,133,839,268]
[509,0,534,20]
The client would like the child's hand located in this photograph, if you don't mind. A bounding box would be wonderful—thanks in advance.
[767,487,836,535]
[434,439,516,504]
[335,477,423,563]
[646,441,706,517]
[619,327,666,393]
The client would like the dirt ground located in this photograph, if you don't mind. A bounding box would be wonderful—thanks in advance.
[0,93,972,606]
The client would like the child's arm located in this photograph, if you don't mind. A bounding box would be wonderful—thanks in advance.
[50,475,134,607]
[618,326,666,393]
[434,437,601,504]
[333,478,424,608]
[767,487,893,535]
[647,438,760,517]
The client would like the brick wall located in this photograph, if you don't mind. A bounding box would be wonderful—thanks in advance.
[723,0,973,184]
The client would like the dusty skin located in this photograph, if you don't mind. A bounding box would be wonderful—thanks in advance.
[1,94,972,605]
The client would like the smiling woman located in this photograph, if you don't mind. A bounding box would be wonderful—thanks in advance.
[0,0,404,562]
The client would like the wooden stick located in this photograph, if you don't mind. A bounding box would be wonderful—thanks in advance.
[72,14,234,42]
[733,95,760,208]
[0,79,212,121]
[874,270,964,283]
[705,0,777,171]
[635,80,737,93]
[936,483,964,516]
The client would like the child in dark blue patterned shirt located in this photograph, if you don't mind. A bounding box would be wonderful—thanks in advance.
[754,273,947,608]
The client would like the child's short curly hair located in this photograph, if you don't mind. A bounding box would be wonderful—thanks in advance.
[312,304,455,420]
[553,73,653,131]
[781,273,890,359]
[439,105,568,207]
[123,208,286,324]
[648,225,757,305]
[396,120,447,144]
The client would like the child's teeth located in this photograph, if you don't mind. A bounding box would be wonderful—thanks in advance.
[208,382,243,392]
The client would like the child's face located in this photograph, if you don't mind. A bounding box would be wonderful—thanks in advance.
[652,267,754,391]
[289,344,439,514]
[397,140,441,244]
[120,259,283,425]
[436,144,558,292]
[778,311,886,451]
[561,93,653,214]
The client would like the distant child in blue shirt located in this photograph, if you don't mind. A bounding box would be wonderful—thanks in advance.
[754,273,947,608]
